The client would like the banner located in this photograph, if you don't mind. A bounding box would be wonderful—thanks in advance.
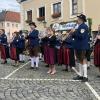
[52,22,78,31]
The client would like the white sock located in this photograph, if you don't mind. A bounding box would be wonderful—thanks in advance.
[79,63,83,76]
[31,57,35,67]
[22,55,25,61]
[35,57,39,68]
[19,54,22,61]
[83,64,88,78]
[39,53,42,59]
[87,61,90,67]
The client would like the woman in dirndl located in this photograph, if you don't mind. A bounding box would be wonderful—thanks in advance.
[10,32,21,66]
[0,29,9,64]
[46,28,57,75]
[94,25,100,77]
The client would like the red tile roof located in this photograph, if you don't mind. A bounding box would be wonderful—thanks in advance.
[0,11,20,23]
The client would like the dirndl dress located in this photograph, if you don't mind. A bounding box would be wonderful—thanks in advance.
[10,47,17,60]
[46,46,55,65]
[43,44,49,64]
[57,46,63,64]
[0,45,9,60]
[63,47,70,65]
[94,40,100,67]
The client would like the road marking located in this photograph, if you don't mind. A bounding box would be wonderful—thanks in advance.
[73,67,100,100]
[72,67,80,75]
[0,78,81,81]
[85,82,100,100]
[4,61,30,79]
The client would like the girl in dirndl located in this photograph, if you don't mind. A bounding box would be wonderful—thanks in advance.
[94,25,100,77]
[46,28,57,75]
[62,31,75,71]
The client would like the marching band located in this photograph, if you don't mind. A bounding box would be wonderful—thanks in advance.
[0,14,100,82]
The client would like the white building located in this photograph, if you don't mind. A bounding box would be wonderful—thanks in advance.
[0,11,21,39]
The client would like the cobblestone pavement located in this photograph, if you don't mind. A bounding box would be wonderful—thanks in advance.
[0,59,99,100]
[0,80,97,100]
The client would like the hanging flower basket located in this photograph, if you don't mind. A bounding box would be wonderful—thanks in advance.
[52,13,61,18]
[37,16,45,21]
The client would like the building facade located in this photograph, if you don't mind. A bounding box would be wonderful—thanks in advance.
[0,11,21,39]
[17,0,100,31]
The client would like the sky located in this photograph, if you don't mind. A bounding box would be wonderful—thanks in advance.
[0,0,20,12]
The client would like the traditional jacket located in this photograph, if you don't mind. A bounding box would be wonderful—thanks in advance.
[73,23,89,50]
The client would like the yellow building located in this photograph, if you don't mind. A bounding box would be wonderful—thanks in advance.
[17,0,100,31]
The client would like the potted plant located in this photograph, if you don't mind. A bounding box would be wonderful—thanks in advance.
[37,16,45,21]
[52,13,61,18]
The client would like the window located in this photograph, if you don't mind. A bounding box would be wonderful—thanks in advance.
[39,7,45,17]
[72,0,78,15]
[27,10,32,21]
[53,2,61,14]
[7,23,10,27]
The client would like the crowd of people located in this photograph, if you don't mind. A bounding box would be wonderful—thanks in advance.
[0,14,100,82]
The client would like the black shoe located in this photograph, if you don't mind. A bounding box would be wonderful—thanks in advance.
[30,67,34,69]
[45,65,49,67]
[87,67,90,70]
[81,77,88,82]
[22,61,25,63]
[62,69,68,72]
[73,76,83,80]
[97,75,100,78]
[19,61,25,63]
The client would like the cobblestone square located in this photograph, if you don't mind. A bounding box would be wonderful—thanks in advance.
[0,60,99,100]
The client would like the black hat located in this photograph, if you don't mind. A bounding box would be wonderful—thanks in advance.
[77,14,87,22]
[29,22,37,27]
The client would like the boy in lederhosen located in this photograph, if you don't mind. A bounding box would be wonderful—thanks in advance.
[71,14,89,82]
[26,22,39,70]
